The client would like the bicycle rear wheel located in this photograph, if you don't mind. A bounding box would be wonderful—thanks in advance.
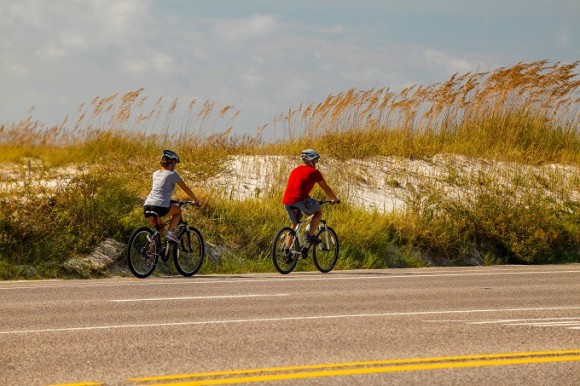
[173,227,205,277]
[272,227,299,274]
[127,227,158,278]
[312,226,339,273]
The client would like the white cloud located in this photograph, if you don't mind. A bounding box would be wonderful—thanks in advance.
[309,25,347,34]
[9,63,29,75]
[124,58,147,74]
[242,73,266,88]
[423,49,484,75]
[557,29,570,47]
[40,41,67,59]
[216,14,277,41]
[151,51,174,72]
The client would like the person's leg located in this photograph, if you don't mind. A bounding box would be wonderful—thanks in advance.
[308,209,322,236]
[301,198,322,238]
[167,205,182,233]
[157,217,167,239]
[144,205,165,235]
[283,206,301,249]
[285,222,298,249]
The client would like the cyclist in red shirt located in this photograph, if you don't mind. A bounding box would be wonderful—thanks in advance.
[282,149,340,246]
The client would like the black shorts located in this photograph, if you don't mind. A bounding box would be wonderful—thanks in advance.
[143,205,170,218]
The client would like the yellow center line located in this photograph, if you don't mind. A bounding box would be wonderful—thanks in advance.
[127,349,580,384]
[144,356,580,385]
[162,355,580,385]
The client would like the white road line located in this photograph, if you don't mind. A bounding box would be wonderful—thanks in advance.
[111,294,290,302]
[1,269,579,290]
[468,317,580,324]
[2,306,580,335]
[427,317,580,330]
[507,322,580,327]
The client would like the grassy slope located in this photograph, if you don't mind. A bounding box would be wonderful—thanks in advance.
[0,60,579,279]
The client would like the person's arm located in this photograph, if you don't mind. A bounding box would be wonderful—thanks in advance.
[318,180,340,202]
[177,180,201,205]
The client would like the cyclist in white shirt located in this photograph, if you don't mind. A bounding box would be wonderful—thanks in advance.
[143,150,201,243]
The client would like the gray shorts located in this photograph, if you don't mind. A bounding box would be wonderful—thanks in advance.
[284,198,321,224]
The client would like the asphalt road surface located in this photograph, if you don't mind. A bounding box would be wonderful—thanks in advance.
[1,265,579,385]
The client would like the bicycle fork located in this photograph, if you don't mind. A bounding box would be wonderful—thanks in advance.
[179,225,194,253]
[318,221,330,251]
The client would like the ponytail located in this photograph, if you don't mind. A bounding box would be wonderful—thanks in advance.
[160,158,175,168]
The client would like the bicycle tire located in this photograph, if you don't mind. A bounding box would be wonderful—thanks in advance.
[272,227,299,274]
[127,227,158,278]
[173,227,205,277]
[312,226,339,273]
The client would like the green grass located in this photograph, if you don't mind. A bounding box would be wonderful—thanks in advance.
[0,60,579,279]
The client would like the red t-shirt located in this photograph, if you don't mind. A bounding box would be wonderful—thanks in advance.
[282,164,324,205]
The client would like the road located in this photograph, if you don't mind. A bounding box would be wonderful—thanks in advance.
[1,265,579,385]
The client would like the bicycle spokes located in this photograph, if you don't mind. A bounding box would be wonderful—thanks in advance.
[312,226,339,273]
[127,228,158,278]
[272,227,299,274]
[173,227,204,277]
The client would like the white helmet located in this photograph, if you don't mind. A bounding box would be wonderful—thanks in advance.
[162,149,180,163]
[301,149,320,163]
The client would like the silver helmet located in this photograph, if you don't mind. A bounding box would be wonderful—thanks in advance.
[301,149,320,163]
[162,149,180,163]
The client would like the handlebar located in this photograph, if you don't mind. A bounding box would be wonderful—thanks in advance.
[174,200,202,208]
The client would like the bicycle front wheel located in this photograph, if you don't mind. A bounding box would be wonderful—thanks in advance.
[313,226,339,273]
[127,227,158,278]
[272,227,299,274]
[173,227,205,277]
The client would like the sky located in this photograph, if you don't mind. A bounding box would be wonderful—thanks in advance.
[1,0,578,139]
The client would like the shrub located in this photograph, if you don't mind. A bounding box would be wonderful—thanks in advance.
[0,173,140,279]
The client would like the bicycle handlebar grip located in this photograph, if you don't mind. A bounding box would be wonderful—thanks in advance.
[181,200,201,208]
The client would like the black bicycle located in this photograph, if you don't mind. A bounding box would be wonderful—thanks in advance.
[272,200,339,274]
[127,201,205,278]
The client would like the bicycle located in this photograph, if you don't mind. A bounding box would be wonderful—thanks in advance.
[127,200,205,278]
[272,200,339,274]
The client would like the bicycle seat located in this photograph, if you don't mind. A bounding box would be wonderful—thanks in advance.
[144,210,159,218]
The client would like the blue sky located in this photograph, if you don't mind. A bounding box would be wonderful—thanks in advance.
[1,0,578,138]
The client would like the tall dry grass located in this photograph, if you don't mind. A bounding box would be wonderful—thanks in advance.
[1,60,578,165]
[275,60,579,163]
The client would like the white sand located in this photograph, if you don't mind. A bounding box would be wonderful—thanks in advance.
[2,155,579,213]
[204,154,580,213]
